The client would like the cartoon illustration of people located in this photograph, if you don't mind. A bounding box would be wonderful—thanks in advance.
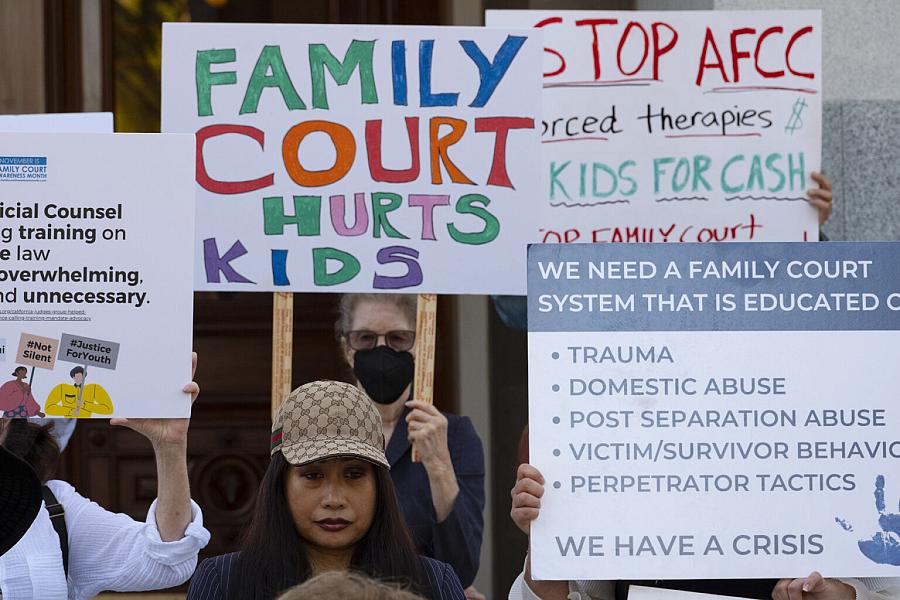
[0,366,44,417]
[44,366,114,418]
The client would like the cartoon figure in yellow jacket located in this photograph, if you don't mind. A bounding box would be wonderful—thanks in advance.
[45,366,114,418]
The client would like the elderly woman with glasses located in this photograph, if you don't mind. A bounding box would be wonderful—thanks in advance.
[335,294,485,598]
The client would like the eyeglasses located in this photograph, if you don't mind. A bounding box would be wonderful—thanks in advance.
[345,330,416,352]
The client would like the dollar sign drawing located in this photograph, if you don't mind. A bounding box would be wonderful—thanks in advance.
[785,97,807,134]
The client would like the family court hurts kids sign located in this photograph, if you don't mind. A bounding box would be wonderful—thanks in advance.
[162,24,542,294]
[487,10,822,245]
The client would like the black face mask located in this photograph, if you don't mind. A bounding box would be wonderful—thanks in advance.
[353,346,414,405]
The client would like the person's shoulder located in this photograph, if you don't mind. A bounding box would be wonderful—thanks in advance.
[189,552,240,598]
[199,551,241,575]
[419,554,446,566]
[44,479,102,526]
[418,555,456,580]
[441,412,480,438]
[419,554,457,581]
[441,412,484,459]
[45,479,79,502]
[418,556,465,598]
[441,410,463,424]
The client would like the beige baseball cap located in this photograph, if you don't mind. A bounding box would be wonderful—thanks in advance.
[271,380,389,469]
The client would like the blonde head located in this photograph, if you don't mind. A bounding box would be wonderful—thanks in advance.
[277,570,427,600]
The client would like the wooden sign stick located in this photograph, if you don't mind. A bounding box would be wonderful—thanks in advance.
[411,293,438,463]
[271,292,294,419]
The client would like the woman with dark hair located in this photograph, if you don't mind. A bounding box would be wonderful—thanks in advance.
[186,380,466,600]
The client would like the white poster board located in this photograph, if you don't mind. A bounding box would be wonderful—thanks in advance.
[629,586,752,600]
[162,23,542,294]
[486,10,821,243]
[527,241,900,579]
[0,133,195,417]
[0,112,114,133]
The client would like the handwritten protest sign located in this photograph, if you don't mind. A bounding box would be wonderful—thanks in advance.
[487,10,822,244]
[527,242,900,579]
[0,133,195,417]
[161,24,542,294]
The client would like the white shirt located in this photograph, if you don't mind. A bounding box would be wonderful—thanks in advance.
[0,479,211,599]
[509,571,900,600]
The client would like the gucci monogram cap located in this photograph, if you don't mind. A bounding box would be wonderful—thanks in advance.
[271,380,389,469]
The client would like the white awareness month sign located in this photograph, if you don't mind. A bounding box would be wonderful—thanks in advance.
[162,23,542,294]
[0,133,195,418]
[527,242,900,580]
[486,10,822,244]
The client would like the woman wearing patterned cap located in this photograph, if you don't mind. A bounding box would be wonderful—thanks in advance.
[187,380,466,600]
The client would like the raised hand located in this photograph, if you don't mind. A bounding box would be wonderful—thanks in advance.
[807,171,833,225]
[510,463,545,536]
[464,584,486,600]
[772,572,854,600]
[405,400,451,469]
[110,352,199,449]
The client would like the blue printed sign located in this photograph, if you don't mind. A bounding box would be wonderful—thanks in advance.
[0,156,47,182]
[527,241,900,579]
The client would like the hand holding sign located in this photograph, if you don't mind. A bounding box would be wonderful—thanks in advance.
[110,352,199,449]
[510,463,545,536]
[510,463,572,600]
[405,399,457,522]
[807,171,833,225]
[110,352,198,543]
[772,572,855,600]
[405,400,451,466]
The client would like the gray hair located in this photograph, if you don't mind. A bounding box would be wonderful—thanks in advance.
[335,294,417,340]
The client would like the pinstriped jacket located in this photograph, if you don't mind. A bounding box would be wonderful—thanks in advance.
[186,552,467,600]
